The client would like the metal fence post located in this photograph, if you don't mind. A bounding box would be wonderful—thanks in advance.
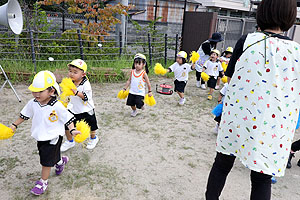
[77,29,84,60]
[29,28,37,73]
[148,33,152,67]
[119,32,122,57]
[164,34,167,66]
[175,33,178,62]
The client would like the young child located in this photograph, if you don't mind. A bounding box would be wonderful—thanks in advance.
[212,83,228,133]
[61,59,99,151]
[167,51,196,105]
[9,71,80,196]
[215,47,233,89]
[202,49,224,100]
[123,53,152,117]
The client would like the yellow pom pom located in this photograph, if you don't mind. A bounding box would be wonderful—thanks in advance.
[74,120,91,143]
[0,123,14,140]
[145,94,156,106]
[154,63,167,75]
[58,99,68,108]
[117,90,124,99]
[117,90,129,99]
[189,51,200,63]
[221,76,228,83]
[201,72,210,82]
[59,78,76,101]
[222,62,228,72]
[123,90,129,98]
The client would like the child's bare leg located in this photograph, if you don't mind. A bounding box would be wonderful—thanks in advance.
[177,91,184,98]
[209,88,214,95]
[216,77,220,88]
[41,166,51,180]
[90,130,96,139]
[65,130,73,141]
[131,106,136,110]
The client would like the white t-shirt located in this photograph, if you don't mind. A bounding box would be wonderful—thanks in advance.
[129,69,146,96]
[169,62,193,82]
[68,76,95,114]
[203,60,223,78]
[220,83,228,102]
[220,56,230,63]
[20,98,75,141]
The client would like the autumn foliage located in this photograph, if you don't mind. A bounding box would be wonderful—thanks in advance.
[38,0,130,40]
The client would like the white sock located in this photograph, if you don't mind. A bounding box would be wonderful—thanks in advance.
[57,159,63,165]
[40,179,48,184]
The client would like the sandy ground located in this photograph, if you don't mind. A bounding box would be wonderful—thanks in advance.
[1,75,300,200]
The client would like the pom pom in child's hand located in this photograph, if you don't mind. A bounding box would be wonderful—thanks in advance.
[189,51,200,64]
[117,90,129,99]
[201,72,210,82]
[59,78,76,101]
[221,76,228,83]
[144,94,156,106]
[58,99,68,108]
[0,123,14,140]
[74,120,91,143]
[222,62,228,72]
[154,63,167,75]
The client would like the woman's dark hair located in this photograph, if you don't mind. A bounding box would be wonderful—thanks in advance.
[132,58,149,74]
[256,0,296,32]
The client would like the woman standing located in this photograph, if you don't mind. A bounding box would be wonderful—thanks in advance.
[205,0,300,199]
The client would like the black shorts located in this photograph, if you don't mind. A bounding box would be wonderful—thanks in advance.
[37,135,63,167]
[207,76,217,89]
[214,115,221,123]
[65,110,98,131]
[174,79,187,93]
[126,93,144,109]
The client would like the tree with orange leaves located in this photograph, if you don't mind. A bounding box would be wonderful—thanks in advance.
[38,0,130,40]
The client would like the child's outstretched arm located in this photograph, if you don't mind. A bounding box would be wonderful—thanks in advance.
[66,122,81,136]
[143,73,152,97]
[9,117,25,132]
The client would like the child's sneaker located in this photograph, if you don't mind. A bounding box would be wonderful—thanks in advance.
[55,156,69,175]
[201,84,206,90]
[213,123,219,134]
[31,180,48,195]
[179,98,185,105]
[60,140,75,152]
[207,95,213,100]
[86,136,99,150]
[196,81,201,88]
[131,110,137,117]
[215,85,220,90]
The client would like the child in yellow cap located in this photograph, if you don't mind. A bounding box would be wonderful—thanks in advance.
[9,70,80,196]
[61,59,99,151]
[166,51,196,105]
[122,53,152,117]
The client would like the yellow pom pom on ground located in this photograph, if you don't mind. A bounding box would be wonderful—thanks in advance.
[59,78,76,101]
[221,76,228,83]
[0,123,14,140]
[74,120,90,143]
[190,51,200,64]
[222,62,228,72]
[154,63,167,75]
[201,72,210,82]
[145,94,156,106]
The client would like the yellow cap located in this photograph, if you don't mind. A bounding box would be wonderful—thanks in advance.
[225,47,233,53]
[28,71,60,95]
[68,59,87,72]
[134,53,146,60]
[177,51,187,59]
[211,49,220,56]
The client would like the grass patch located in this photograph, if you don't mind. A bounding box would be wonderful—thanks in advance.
[0,156,23,178]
